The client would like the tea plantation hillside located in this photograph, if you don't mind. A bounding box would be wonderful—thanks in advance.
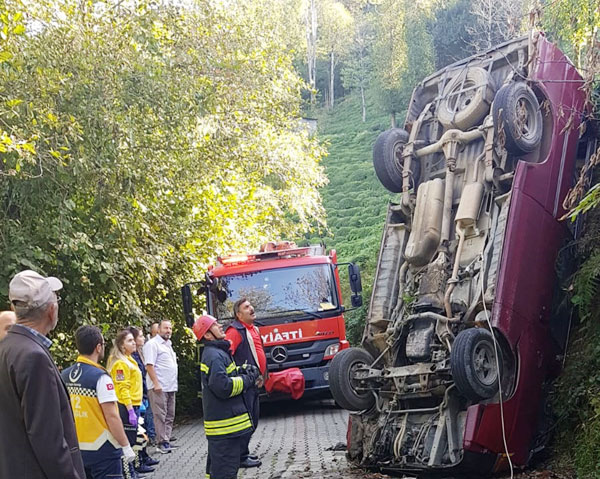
[305,94,398,344]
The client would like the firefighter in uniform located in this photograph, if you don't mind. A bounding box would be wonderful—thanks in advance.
[193,315,261,479]
[62,326,136,479]
[225,298,266,468]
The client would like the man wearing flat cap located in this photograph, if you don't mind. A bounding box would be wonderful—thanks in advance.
[0,270,86,479]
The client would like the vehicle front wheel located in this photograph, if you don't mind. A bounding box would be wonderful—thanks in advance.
[372,128,420,193]
[328,347,375,411]
[451,328,501,402]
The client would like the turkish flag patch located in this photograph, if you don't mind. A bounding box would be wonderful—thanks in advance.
[106,383,114,391]
[115,369,125,381]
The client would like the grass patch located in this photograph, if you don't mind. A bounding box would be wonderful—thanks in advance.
[304,91,397,344]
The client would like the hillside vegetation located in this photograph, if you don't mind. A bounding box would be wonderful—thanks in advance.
[305,93,392,344]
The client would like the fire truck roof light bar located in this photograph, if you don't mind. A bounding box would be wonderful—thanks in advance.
[217,245,326,266]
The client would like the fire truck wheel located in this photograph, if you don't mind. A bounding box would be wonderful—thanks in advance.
[438,67,495,130]
[493,82,543,155]
[451,328,501,402]
[329,347,375,411]
[373,128,420,193]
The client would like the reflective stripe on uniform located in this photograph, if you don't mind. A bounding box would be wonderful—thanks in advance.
[200,363,209,374]
[225,362,236,374]
[229,376,243,397]
[204,412,250,428]
[205,419,252,436]
[204,412,252,436]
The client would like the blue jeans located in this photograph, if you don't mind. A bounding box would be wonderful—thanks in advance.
[144,398,156,440]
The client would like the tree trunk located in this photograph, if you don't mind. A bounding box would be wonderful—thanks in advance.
[306,0,318,105]
[487,0,492,50]
[329,51,335,109]
[360,85,366,122]
[390,112,396,128]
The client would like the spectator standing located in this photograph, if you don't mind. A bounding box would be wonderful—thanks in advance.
[0,270,86,479]
[149,322,159,340]
[107,330,143,479]
[127,326,159,473]
[62,326,136,478]
[143,319,178,454]
[225,298,265,468]
[140,326,157,444]
[0,310,16,341]
[193,315,260,479]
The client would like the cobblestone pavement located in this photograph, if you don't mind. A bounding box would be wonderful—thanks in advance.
[148,398,391,479]
[147,398,542,478]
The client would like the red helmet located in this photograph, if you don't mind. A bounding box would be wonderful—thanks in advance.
[192,315,217,340]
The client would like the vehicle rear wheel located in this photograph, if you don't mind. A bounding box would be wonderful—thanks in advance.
[493,82,543,155]
[329,347,375,411]
[372,128,420,193]
[451,328,500,402]
[438,67,495,130]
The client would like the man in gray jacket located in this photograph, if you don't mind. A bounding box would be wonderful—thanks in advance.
[0,270,85,479]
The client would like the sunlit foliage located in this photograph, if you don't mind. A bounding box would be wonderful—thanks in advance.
[0,0,326,402]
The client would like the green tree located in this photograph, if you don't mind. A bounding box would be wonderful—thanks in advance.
[372,0,435,126]
[430,0,476,68]
[319,0,354,109]
[0,0,327,412]
[541,0,600,71]
[341,1,375,121]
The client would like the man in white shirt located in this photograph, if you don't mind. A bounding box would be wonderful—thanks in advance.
[143,319,178,454]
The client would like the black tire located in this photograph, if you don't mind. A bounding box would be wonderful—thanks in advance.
[493,82,543,155]
[328,347,375,411]
[372,128,420,193]
[438,67,495,130]
[451,328,500,402]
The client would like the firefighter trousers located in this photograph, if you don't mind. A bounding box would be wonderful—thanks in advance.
[240,389,259,460]
[205,432,251,479]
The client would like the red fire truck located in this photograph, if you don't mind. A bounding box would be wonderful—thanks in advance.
[182,241,363,398]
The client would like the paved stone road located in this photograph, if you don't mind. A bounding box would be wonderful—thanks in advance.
[148,398,389,479]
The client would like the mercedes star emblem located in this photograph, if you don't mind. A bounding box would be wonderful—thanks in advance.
[271,345,288,364]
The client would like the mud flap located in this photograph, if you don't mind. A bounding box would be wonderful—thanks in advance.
[347,413,365,463]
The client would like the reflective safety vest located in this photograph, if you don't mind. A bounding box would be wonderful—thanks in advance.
[200,339,253,438]
[61,356,120,451]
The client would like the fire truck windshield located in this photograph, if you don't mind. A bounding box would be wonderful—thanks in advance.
[209,264,339,322]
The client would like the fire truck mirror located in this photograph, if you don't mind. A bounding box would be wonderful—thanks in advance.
[181,284,195,327]
[216,289,227,303]
[348,263,363,294]
[351,294,363,308]
[348,263,363,308]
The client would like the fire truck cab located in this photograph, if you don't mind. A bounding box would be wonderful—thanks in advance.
[182,241,362,398]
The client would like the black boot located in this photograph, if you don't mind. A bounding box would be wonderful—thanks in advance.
[239,457,261,468]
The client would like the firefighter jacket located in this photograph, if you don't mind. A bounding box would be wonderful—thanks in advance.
[200,339,255,438]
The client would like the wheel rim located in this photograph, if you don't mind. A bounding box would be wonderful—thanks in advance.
[393,139,404,170]
[347,360,368,398]
[447,78,477,114]
[515,96,539,141]
[472,340,498,386]
[393,138,419,188]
